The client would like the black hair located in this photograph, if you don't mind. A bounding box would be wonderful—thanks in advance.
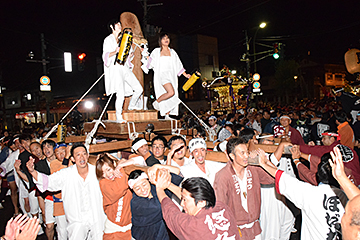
[168,135,186,148]
[70,142,87,157]
[107,19,120,33]
[158,32,170,49]
[226,137,247,161]
[129,169,144,180]
[238,128,255,144]
[334,111,347,123]
[322,111,330,122]
[316,153,339,187]
[19,134,31,143]
[41,139,56,150]
[233,124,245,137]
[263,110,270,115]
[194,126,207,138]
[151,135,167,147]
[226,113,235,121]
[182,177,215,209]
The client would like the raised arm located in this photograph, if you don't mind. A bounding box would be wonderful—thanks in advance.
[329,146,360,200]
[166,143,185,166]
[25,157,38,181]
[258,148,278,177]
[273,141,293,163]
[155,169,173,203]
[14,160,29,182]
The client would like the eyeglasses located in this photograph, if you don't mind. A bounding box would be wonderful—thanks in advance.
[152,145,165,149]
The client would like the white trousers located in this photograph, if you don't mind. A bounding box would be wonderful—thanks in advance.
[115,66,143,120]
[67,222,102,240]
[260,186,294,240]
[55,215,68,240]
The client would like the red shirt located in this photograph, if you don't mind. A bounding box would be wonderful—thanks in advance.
[161,197,240,240]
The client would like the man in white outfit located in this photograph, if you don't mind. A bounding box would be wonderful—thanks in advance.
[26,143,106,240]
[180,138,225,186]
[102,19,143,122]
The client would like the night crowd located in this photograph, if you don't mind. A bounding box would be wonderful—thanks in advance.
[1,94,360,240]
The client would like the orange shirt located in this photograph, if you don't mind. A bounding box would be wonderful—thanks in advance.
[99,168,132,238]
[338,122,355,149]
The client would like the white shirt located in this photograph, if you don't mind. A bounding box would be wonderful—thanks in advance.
[34,164,106,237]
[180,160,225,186]
[270,153,295,178]
[170,156,193,169]
[1,149,18,174]
[278,172,345,240]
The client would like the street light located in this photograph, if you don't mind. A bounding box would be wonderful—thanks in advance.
[253,22,267,72]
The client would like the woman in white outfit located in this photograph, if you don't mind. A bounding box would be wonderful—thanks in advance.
[145,33,190,119]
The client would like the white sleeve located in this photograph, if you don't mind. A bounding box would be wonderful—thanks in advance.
[278,172,315,209]
[270,153,280,166]
[102,37,116,68]
[172,50,185,76]
[34,170,64,192]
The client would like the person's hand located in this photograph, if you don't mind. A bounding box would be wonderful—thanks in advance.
[249,150,258,159]
[155,169,171,190]
[147,164,161,184]
[65,145,72,159]
[184,73,191,79]
[329,146,346,181]
[26,157,35,173]
[308,141,315,146]
[15,217,41,240]
[14,160,21,172]
[257,148,269,167]
[5,214,28,240]
[290,145,301,160]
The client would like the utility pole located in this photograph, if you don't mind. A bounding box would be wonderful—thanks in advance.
[138,0,163,37]
[244,30,252,111]
[40,33,51,124]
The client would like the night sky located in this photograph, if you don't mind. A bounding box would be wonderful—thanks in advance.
[1,0,359,97]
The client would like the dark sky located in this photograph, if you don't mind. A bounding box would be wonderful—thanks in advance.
[1,0,359,96]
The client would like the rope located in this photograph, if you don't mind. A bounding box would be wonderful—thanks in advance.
[84,93,114,149]
[43,73,104,140]
[179,100,216,141]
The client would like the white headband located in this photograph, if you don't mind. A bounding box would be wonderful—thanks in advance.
[128,172,148,189]
[132,139,148,152]
[256,134,274,139]
[280,116,291,120]
[189,138,207,153]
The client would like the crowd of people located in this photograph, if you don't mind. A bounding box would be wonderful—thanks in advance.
[1,91,360,240]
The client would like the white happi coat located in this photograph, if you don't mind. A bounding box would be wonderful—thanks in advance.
[102,34,137,97]
[0,149,18,177]
[145,47,185,116]
[34,164,106,240]
[180,159,225,186]
[260,153,295,240]
[276,171,346,240]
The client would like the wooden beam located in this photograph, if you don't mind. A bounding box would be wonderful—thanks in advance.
[47,136,86,143]
[84,120,181,137]
[89,140,133,153]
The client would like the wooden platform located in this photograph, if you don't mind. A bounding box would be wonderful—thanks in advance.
[107,110,158,122]
[84,120,182,138]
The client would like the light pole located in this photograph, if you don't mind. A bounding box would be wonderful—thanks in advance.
[253,22,266,73]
